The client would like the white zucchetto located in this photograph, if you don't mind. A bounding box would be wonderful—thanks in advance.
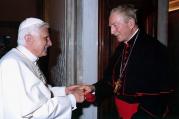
[18,17,47,31]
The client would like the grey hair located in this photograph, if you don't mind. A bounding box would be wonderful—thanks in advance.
[110,4,138,23]
[17,18,49,46]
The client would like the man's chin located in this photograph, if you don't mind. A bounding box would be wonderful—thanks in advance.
[43,53,47,56]
[39,52,47,57]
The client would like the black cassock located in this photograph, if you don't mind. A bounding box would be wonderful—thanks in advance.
[93,30,175,119]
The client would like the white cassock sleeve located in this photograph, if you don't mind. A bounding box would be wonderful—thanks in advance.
[48,86,77,110]
[0,58,76,119]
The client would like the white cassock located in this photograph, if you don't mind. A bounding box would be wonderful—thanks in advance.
[0,45,76,119]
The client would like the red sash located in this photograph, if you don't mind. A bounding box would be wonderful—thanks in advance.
[115,97,139,119]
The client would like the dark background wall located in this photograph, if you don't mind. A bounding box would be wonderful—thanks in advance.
[168,10,179,117]
[0,0,43,21]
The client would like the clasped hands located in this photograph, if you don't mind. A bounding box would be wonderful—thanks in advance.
[65,84,95,103]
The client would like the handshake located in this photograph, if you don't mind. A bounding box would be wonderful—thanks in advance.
[65,84,96,103]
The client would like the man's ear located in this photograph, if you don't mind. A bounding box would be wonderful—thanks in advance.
[24,34,33,45]
[128,18,135,29]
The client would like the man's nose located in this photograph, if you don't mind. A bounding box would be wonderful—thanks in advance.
[111,27,115,35]
[48,39,52,46]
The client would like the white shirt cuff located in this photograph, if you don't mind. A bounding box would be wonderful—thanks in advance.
[67,94,77,110]
[49,86,66,96]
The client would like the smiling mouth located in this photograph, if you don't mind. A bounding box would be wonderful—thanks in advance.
[115,32,120,36]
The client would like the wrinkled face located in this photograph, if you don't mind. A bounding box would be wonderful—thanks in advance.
[28,27,52,57]
[109,12,133,42]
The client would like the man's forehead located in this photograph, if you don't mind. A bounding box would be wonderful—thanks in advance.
[109,13,125,24]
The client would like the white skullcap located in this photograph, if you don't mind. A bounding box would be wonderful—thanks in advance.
[18,17,47,31]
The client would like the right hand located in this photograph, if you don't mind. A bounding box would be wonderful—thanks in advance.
[66,85,85,103]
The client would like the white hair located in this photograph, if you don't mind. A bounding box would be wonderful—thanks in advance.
[111,4,138,24]
[17,17,49,46]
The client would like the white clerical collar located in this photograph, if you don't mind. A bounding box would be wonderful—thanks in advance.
[16,45,39,63]
[125,28,139,44]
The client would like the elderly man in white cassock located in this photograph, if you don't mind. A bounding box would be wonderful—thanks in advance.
[0,18,85,119]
